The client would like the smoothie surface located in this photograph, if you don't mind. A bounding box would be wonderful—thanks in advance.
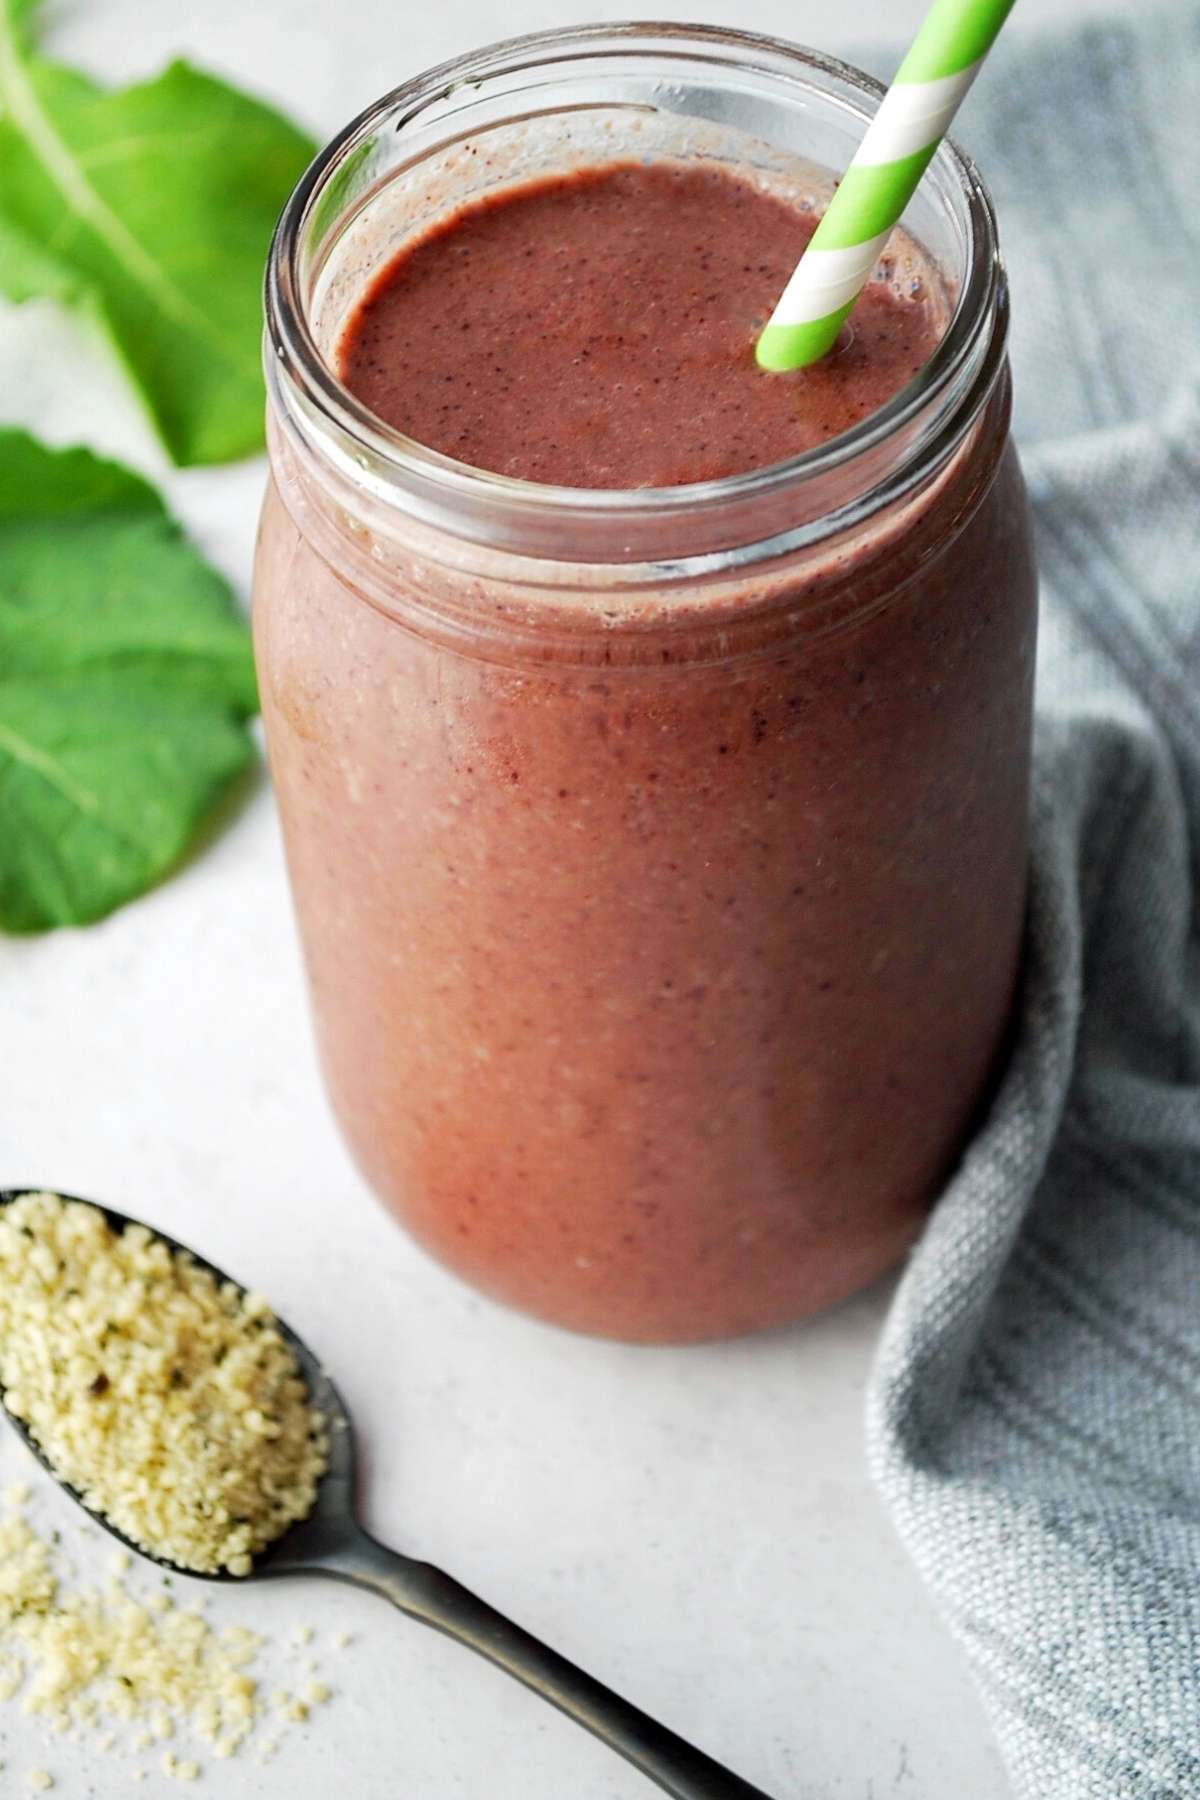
[336,160,944,488]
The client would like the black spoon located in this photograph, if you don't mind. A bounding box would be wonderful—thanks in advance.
[0,1190,775,1799]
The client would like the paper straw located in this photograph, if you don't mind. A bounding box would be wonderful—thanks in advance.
[755,0,1016,372]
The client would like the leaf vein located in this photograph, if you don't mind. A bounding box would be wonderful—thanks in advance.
[0,714,103,819]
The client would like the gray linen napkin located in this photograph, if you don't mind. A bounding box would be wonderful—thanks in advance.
[865,8,1200,1797]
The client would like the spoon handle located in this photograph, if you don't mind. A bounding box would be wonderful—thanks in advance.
[315,1530,776,1799]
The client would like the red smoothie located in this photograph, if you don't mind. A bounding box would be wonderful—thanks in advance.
[255,41,1036,1342]
[338,162,941,486]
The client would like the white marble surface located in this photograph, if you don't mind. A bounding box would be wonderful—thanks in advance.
[0,0,1117,1794]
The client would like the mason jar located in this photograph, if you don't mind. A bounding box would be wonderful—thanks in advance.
[254,23,1037,1343]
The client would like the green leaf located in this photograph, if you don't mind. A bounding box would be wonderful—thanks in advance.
[0,1,315,466]
[0,428,258,932]
[0,205,83,302]
[4,0,33,52]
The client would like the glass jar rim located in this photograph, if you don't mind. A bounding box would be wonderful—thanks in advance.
[265,19,1008,567]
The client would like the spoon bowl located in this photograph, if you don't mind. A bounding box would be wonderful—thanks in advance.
[0,1189,775,1799]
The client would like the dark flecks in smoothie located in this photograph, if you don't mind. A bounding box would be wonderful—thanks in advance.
[336,160,944,489]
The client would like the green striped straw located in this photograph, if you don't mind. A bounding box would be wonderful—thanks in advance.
[756,0,1017,372]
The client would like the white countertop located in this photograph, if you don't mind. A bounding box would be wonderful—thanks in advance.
[0,1,1114,1794]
